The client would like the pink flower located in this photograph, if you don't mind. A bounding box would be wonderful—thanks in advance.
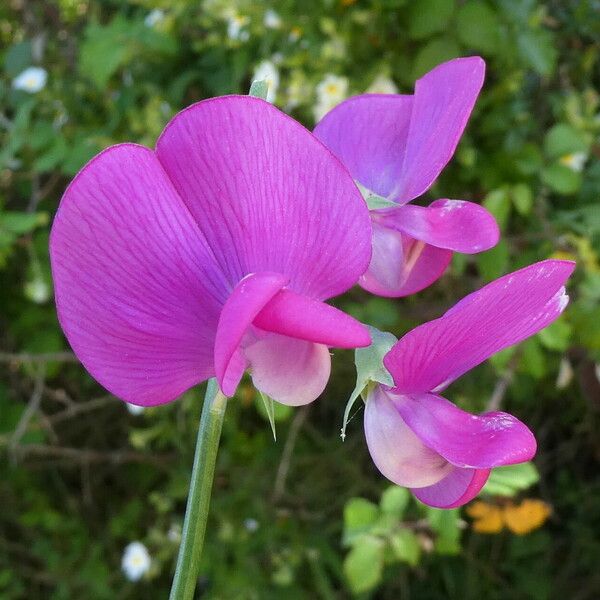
[50,97,372,408]
[314,57,500,297]
[364,259,575,508]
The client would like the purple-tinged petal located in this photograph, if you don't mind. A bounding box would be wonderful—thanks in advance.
[359,224,451,297]
[394,57,485,203]
[214,272,287,396]
[314,94,413,199]
[245,333,331,406]
[364,387,454,488]
[156,96,371,301]
[412,467,490,509]
[393,392,536,468]
[385,260,576,394]
[254,289,371,348]
[379,199,499,253]
[49,144,226,407]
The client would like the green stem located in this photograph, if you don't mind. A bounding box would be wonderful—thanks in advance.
[169,379,227,600]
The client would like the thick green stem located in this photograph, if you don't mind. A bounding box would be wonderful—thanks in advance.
[169,379,227,600]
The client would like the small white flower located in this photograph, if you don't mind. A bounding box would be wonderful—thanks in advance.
[556,357,574,390]
[314,74,349,121]
[227,13,250,41]
[167,523,182,543]
[13,67,47,93]
[144,9,165,27]
[252,60,279,103]
[244,518,259,532]
[264,9,282,29]
[122,542,151,582]
[126,403,145,415]
[24,278,50,304]
[367,74,398,95]
[559,152,587,172]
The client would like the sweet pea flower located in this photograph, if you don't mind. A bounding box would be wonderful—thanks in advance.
[364,259,575,508]
[314,57,500,297]
[50,97,372,408]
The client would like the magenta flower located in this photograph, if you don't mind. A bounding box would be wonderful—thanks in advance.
[314,57,500,297]
[364,259,575,508]
[50,97,372,407]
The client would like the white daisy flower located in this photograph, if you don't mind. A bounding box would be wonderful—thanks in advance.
[227,13,250,41]
[367,74,398,95]
[559,152,587,172]
[264,9,282,29]
[314,74,349,121]
[13,67,47,93]
[121,542,151,582]
[252,60,279,103]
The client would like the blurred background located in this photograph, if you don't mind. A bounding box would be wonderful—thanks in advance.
[1,0,599,598]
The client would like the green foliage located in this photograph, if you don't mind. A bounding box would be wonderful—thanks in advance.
[1,0,599,598]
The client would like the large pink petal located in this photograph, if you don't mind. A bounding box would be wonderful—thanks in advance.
[364,387,454,488]
[254,289,370,348]
[49,144,226,406]
[156,96,371,301]
[245,333,331,406]
[412,467,490,509]
[394,57,485,203]
[393,392,536,468]
[313,94,413,199]
[385,260,575,393]
[214,272,287,396]
[379,199,499,253]
[359,223,451,297]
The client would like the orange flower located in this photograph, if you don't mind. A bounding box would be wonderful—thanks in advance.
[467,499,551,535]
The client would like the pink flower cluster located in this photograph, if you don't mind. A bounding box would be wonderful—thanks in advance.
[50,57,574,508]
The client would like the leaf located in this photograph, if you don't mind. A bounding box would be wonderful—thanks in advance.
[4,41,32,77]
[343,536,384,594]
[412,38,460,79]
[483,462,540,497]
[541,164,581,195]
[407,0,455,40]
[380,486,410,517]
[476,239,509,282]
[343,498,380,545]
[249,80,269,100]
[517,30,557,77]
[544,124,589,160]
[389,529,421,566]
[538,319,572,351]
[0,211,46,235]
[511,183,533,216]
[341,326,397,440]
[426,507,461,554]
[455,2,501,53]
[483,188,511,231]
[258,391,277,441]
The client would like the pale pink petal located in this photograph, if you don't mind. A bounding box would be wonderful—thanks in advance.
[49,144,225,406]
[313,94,413,199]
[214,272,287,396]
[245,333,331,406]
[364,387,454,488]
[254,289,371,348]
[156,96,371,301]
[379,199,499,253]
[359,224,451,297]
[385,260,575,393]
[393,393,536,468]
[412,467,490,508]
[394,57,485,203]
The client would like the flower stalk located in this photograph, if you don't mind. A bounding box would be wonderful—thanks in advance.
[169,379,227,600]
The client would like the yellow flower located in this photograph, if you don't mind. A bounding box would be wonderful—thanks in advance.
[467,499,552,535]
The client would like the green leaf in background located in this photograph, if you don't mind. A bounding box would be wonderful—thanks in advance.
[541,164,582,195]
[254,392,292,434]
[519,337,547,379]
[538,319,572,351]
[380,486,410,517]
[342,326,397,440]
[343,536,384,594]
[343,498,379,545]
[407,0,455,40]
[517,29,558,77]
[258,391,278,441]
[389,529,421,566]
[412,38,460,79]
[4,41,33,77]
[0,212,47,235]
[544,124,589,160]
[483,188,512,231]
[483,462,540,497]
[511,183,534,216]
[455,1,501,53]
[426,508,461,554]
[477,239,509,282]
